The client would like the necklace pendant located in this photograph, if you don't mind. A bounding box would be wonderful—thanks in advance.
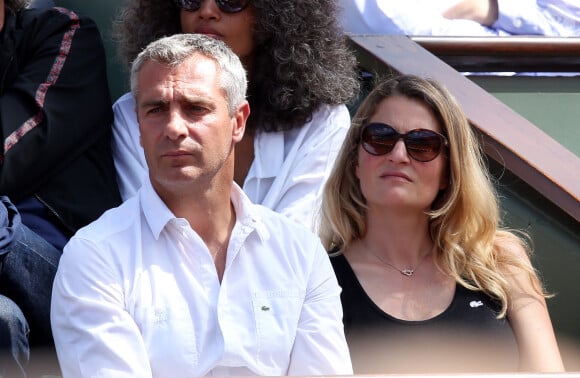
[401,269,414,277]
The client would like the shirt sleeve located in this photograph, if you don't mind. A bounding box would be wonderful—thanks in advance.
[287,241,353,375]
[494,0,580,36]
[339,0,504,36]
[50,237,152,377]
[112,93,149,201]
[261,104,350,231]
[0,9,114,197]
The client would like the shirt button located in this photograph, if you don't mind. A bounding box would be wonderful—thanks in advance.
[513,18,523,29]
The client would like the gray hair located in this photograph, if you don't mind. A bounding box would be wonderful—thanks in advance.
[130,33,247,115]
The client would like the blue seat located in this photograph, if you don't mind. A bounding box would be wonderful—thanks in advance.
[51,0,128,101]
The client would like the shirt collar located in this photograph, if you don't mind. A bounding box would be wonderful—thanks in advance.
[139,179,269,242]
[140,179,175,240]
[230,183,269,242]
[252,130,285,178]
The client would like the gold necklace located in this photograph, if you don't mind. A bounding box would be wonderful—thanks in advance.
[370,250,430,277]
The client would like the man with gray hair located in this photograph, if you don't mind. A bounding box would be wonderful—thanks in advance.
[50,33,352,377]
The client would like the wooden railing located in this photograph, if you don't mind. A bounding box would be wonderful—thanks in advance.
[348,34,580,223]
[411,36,580,73]
[318,374,580,378]
[347,374,580,378]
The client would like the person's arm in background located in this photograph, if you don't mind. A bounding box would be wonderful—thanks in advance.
[341,0,578,37]
[501,239,565,371]
[443,0,580,36]
[0,3,4,31]
[0,8,114,199]
[338,0,505,36]
[442,0,499,26]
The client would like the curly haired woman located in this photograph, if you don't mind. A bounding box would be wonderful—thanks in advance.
[319,74,564,374]
[112,0,359,230]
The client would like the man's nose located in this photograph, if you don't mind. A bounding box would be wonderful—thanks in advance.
[164,110,189,140]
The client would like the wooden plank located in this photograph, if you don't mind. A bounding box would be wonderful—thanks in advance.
[349,34,580,222]
[411,36,580,72]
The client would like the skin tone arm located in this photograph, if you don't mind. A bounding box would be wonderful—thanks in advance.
[502,240,565,372]
[0,0,4,32]
[442,0,499,26]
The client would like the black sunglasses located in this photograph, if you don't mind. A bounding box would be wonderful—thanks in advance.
[175,0,251,13]
[360,122,448,162]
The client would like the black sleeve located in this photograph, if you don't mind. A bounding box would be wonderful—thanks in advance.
[0,8,114,198]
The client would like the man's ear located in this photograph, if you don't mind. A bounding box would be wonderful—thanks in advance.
[232,100,250,143]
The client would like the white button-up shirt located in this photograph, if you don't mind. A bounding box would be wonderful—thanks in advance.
[339,0,580,36]
[112,92,350,230]
[51,180,352,377]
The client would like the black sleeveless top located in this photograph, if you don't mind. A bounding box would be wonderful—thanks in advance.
[331,253,519,374]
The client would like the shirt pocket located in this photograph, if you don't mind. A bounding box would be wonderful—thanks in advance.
[252,289,305,371]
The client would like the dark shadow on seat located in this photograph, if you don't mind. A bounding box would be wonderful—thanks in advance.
[28,0,54,8]
[53,0,128,101]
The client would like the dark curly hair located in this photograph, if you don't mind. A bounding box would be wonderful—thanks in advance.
[113,0,360,132]
[5,0,30,12]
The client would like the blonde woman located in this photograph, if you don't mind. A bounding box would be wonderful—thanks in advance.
[319,74,564,374]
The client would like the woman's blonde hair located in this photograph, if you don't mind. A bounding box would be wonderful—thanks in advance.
[319,74,545,317]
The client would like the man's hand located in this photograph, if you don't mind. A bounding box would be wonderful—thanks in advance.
[442,0,499,26]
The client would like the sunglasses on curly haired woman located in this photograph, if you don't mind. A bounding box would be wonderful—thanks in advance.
[174,0,251,13]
